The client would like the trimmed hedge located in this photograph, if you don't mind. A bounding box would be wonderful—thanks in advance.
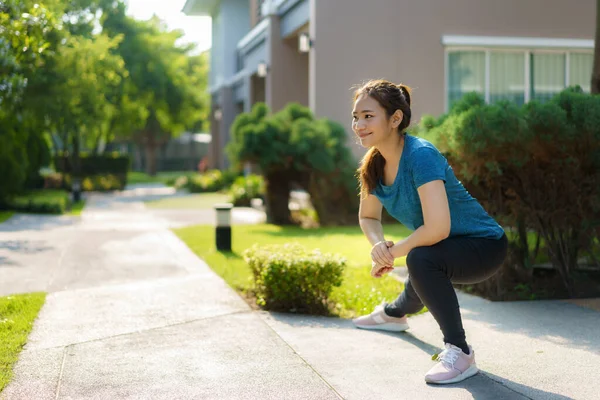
[54,153,129,190]
[54,153,130,175]
[6,190,69,214]
[243,243,346,314]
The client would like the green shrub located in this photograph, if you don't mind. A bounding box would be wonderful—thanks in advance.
[6,190,69,214]
[228,174,265,206]
[417,87,600,298]
[243,243,346,314]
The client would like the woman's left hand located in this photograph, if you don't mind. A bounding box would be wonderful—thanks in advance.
[371,261,394,278]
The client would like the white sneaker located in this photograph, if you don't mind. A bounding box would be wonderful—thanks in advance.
[352,303,409,332]
[425,344,478,384]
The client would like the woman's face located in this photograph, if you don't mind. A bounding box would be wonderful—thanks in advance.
[352,94,398,148]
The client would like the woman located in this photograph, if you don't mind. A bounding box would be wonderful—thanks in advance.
[351,79,507,385]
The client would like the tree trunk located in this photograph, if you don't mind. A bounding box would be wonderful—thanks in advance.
[93,130,103,155]
[189,134,196,171]
[265,171,292,225]
[546,231,576,298]
[72,130,82,180]
[592,0,600,93]
[306,171,359,226]
[144,143,158,176]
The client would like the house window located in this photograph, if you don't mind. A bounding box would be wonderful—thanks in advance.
[447,51,485,106]
[569,52,594,92]
[490,52,526,105]
[531,53,565,103]
[447,48,593,110]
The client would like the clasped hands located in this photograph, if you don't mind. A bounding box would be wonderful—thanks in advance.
[370,240,396,278]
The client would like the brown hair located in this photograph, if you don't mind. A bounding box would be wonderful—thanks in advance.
[354,79,412,197]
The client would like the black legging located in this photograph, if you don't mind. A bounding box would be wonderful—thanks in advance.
[385,234,508,354]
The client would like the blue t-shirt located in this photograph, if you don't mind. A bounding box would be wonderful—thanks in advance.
[373,134,504,239]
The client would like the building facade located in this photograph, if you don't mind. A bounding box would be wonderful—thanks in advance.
[183,0,596,168]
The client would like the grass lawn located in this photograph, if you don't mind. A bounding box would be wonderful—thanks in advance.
[68,200,86,216]
[174,223,421,318]
[0,293,46,392]
[127,171,196,186]
[145,193,230,209]
[0,212,14,224]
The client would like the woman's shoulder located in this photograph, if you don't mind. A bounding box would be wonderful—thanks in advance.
[405,134,443,159]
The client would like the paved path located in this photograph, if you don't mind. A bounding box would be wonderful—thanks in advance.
[1,187,598,399]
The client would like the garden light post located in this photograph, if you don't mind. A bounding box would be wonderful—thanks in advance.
[214,203,233,251]
[72,178,82,203]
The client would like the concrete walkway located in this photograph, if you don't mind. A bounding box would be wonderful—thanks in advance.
[1,187,598,399]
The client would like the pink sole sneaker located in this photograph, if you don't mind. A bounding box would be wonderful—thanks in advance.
[352,303,409,332]
[425,344,478,384]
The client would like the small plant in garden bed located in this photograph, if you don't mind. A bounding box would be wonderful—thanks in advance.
[228,174,265,207]
[174,169,239,193]
[173,223,415,319]
[243,243,346,314]
[45,173,124,191]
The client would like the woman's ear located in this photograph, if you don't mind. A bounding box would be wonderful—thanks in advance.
[392,110,404,128]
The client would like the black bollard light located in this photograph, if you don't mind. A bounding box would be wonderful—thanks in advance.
[214,203,233,251]
[72,178,82,203]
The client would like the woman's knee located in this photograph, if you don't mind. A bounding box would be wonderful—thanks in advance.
[406,247,437,276]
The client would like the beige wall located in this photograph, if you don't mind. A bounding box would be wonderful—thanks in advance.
[249,0,259,28]
[310,0,595,160]
[210,87,236,169]
[267,15,310,112]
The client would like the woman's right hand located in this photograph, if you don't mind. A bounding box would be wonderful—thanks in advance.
[370,240,395,267]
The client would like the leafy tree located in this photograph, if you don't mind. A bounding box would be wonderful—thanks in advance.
[102,4,207,175]
[48,33,126,179]
[1,0,209,203]
[228,102,358,225]
[0,0,59,200]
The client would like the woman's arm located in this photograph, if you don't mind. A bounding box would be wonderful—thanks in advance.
[389,180,451,259]
[359,193,386,246]
[359,194,395,266]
